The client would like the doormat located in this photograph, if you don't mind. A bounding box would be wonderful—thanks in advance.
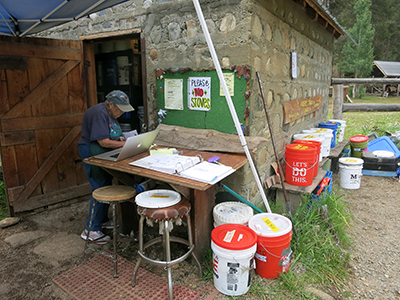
[53,254,214,300]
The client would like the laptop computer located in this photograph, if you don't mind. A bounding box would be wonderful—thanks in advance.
[94,129,159,161]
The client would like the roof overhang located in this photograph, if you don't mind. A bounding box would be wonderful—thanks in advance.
[292,0,346,39]
[0,0,129,37]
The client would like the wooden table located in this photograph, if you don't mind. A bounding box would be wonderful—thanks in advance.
[84,149,248,260]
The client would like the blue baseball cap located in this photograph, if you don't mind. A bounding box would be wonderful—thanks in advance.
[106,90,134,112]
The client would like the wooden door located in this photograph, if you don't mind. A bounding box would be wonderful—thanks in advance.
[0,35,92,214]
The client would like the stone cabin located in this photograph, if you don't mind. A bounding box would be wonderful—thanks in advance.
[36,0,345,209]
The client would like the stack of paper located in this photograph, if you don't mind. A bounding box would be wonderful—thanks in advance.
[179,161,235,184]
[129,153,201,174]
[129,154,235,184]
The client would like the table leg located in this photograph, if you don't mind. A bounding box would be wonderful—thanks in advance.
[191,187,215,262]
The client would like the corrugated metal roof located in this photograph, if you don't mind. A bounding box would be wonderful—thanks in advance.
[374,61,400,77]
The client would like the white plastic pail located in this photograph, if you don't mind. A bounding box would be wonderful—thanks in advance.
[304,128,334,157]
[293,133,328,158]
[213,201,254,227]
[211,224,257,296]
[329,120,347,142]
[339,157,364,189]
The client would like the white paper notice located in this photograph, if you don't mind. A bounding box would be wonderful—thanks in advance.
[164,78,183,110]
[291,52,297,79]
[219,72,234,96]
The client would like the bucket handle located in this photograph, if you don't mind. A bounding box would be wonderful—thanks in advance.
[284,157,318,172]
[225,255,256,272]
[260,242,286,259]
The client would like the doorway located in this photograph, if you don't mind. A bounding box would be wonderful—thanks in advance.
[88,35,145,134]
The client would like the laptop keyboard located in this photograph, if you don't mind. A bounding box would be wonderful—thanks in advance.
[111,153,119,158]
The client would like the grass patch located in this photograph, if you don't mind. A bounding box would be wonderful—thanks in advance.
[200,189,353,299]
[267,189,352,299]
[329,95,400,139]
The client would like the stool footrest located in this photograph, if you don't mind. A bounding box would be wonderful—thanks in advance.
[139,236,194,268]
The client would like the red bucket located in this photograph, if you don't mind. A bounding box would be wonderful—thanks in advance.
[293,140,321,177]
[248,213,293,279]
[285,144,317,186]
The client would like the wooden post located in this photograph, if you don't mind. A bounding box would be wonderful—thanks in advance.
[333,84,344,119]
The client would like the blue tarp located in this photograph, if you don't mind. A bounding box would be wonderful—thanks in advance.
[0,0,128,37]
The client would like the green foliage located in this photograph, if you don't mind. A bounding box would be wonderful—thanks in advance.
[371,0,400,61]
[338,0,375,78]
[0,181,8,220]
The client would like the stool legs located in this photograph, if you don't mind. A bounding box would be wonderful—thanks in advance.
[185,211,202,277]
[112,203,118,278]
[164,220,173,300]
[131,212,202,298]
[131,214,144,287]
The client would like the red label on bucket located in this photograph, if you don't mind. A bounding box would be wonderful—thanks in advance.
[261,217,280,232]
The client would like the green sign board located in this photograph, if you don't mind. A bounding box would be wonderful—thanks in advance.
[156,69,249,134]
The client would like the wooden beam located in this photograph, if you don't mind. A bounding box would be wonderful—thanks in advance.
[0,42,81,60]
[10,183,91,212]
[79,28,141,40]
[15,126,81,202]
[333,84,344,119]
[0,131,35,146]
[0,56,27,70]
[343,103,400,112]
[332,78,400,85]
[3,60,80,119]
[1,114,83,132]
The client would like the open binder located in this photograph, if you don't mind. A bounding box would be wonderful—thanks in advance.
[129,153,235,184]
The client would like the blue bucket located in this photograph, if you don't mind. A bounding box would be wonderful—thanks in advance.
[318,122,338,147]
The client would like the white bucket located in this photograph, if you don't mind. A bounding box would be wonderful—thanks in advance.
[211,224,257,296]
[213,201,254,227]
[293,133,328,158]
[339,157,364,189]
[304,128,334,156]
[329,120,347,142]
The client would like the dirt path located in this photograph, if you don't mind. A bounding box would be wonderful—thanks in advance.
[0,174,399,299]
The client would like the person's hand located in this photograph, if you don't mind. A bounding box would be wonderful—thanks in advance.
[120,136,126,141]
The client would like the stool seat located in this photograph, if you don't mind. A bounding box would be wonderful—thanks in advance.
[137,198,191,221]
[85,185,136,278]
[93,185,136,202]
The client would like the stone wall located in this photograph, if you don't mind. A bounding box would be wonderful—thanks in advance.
[37,0,335,209]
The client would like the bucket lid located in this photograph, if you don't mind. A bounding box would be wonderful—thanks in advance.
[135,189,181,208]
[329,119,346,125]
[350,135,368,143]
[213,201,254,224]
[372,150,395,158]
[293,140,321,151]
[286,143,316,153]
[211,224,257,250]
[318,122,338,129]
[308,128,334,135]
[339,157,364,165]
[248,213,292,237]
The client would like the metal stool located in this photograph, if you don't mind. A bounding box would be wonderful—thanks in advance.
[131,196,202,300]
[85,185,136,278]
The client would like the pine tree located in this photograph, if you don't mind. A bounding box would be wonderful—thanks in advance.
[338,0,375,78]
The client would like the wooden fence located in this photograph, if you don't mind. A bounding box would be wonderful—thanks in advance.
[332,78,400,119]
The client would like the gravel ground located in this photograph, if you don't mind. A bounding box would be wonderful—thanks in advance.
[0,174,400,299]
[342,175,400,300]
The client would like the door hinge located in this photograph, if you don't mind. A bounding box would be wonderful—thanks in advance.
[84,60,91,68]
